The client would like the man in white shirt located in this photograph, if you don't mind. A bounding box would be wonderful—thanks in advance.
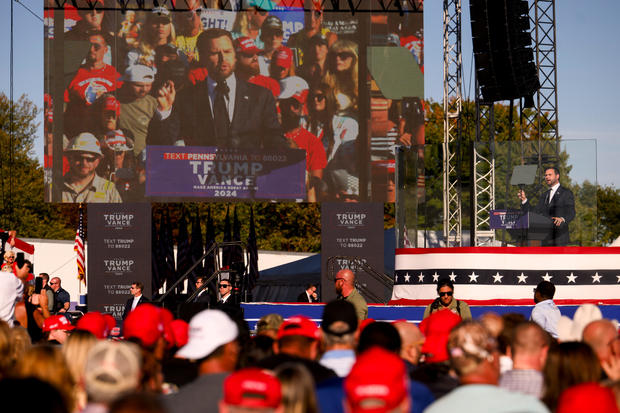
[530,281,561,339]
[122,281,149,320]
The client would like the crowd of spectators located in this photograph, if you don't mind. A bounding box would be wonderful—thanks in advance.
[46,0,425,202]
[2,263,620,413]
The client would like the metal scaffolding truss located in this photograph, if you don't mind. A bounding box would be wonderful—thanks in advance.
[521,0,560,163]
[473,85,496,246]
[470,0,559,246]
[443,0,463,247]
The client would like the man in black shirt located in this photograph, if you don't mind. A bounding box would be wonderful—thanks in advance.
[50,276,70,314]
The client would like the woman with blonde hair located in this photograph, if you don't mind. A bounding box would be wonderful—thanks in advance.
[14,345,76,412]
[231,6,269,49]
[63,330,98,412]
[324,40,359,113]
[274,363,319,413]
[1,250,15,272]
[126,7,177,68]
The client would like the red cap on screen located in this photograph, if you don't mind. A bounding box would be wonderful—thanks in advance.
[102,95,121,116]
[235,36,262,55]
[274,46,293,69]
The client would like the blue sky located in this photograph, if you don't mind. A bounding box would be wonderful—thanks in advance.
[1,0,618,186]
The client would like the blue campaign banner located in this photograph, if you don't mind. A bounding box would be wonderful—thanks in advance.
[270,8,305,43]
[489,209,529,229]
[145,146,306,200]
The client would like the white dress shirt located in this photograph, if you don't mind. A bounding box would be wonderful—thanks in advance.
[548,182,560,203]
[131,294,142,311]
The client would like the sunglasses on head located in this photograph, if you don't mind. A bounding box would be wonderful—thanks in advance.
[439,291,453,297]
[218,283,230,288]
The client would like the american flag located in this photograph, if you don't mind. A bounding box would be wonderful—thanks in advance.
[74,206,86,285]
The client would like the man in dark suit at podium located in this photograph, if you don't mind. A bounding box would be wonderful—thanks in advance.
[518,167,575,246]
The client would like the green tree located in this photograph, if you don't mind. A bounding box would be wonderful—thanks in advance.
[0,94,76,239]
[597,185,620,245]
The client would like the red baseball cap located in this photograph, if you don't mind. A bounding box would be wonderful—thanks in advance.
[234,36,262,55]
[170,319,189,348]
[277,315,320,340]
[43,315,75,332]
[345,346,409,413]
[274,46,293,69]
[76,312,116,339]
[102,95,121,116]
[419,309,462,363]
[123,304,175,348]
[223,368,282,409]
[557,383,619,413]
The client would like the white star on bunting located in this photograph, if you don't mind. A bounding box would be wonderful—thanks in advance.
[542,272,553,282]
[567,272,577,283]
[449,272,457,282]
[492,272,503,283]
[404,273,411,282]
[432,272,440,282]
[469,271,479,283]
[517,273,528,283]
[617,275,620,283]
[592,272,602,283]
[418,272,424,282]
[394,274,398,282]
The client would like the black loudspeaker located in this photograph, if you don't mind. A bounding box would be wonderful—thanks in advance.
[470,0,540,103]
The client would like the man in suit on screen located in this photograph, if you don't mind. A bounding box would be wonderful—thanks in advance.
[154,28,284,150]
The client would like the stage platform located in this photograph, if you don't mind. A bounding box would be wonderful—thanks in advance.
[241,302,620,331]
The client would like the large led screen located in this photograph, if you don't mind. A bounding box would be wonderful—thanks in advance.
[44,0,423,203]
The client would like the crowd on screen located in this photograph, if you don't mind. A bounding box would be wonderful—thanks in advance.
[44,0,425,202]
[2,259,620,413]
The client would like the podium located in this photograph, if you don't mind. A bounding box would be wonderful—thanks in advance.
[490,210,553,246]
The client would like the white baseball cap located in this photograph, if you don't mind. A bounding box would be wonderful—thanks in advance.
[121,64,156,83]
[176,309,239,360]
[278,76,309,101]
